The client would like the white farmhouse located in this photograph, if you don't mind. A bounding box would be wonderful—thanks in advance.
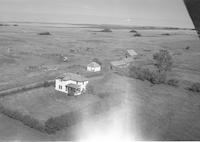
[87,62,101,72]
[55,73,89,96]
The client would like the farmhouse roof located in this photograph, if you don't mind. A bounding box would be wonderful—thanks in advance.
[58,73,88,82]
[87,62,100,68]
[127,49,138,56]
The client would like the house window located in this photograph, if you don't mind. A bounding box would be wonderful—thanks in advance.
[59,85,62,89]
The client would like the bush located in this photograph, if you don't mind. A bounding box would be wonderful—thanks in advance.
[45,111,81,134]
[130,29,137,33]
[100,28,112,32]
[43,80,54,87]
[0,24,9,26]
[129,66,166,84]
[162,33,170,36]
[185,46,190,50]
[153,49,173,73]
[38,32,51,35]
[150,71,166,84]
[167,79,179,87]
[129,66,148,81]
[45,117,62,134]
[188,82,200,92]
[0,105,44,132]
[134,33,141,37]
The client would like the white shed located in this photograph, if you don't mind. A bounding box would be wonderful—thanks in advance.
[126,49,138,57]
[87,62,101,72]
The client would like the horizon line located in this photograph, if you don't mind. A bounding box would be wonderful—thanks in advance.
[0,20,194,29]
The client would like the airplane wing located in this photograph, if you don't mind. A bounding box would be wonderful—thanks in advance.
[184,0,200,37]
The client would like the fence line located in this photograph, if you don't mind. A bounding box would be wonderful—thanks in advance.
[0,80,55,97]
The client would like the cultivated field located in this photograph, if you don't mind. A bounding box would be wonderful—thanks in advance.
[0,23,200,140]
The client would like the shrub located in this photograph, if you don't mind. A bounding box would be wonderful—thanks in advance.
[45,117,62,134]
[130,29,137,33]
[188,82,200,92]
[38,32,51,35]
[45,111,81,134]
[43,80,54,87]
[129,66,142,79]
[153,49,173,73]
[22,115,44,131]
[162,33,170,36]
[129,66,166,84]
[185,46,190,50]
[134,33,141,37]
[129,66,150,81]
[0,105,44,132]
[149,71,166,84]
[0,24,9,26]
[100,28,112,32]
[167,79,179,87]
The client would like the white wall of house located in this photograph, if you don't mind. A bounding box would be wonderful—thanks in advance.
[55,79,68,93]
[87,66,101,72]
[55,79,89,95]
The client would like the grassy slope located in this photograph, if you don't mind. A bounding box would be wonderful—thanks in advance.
[0,25,199,140]
[0,86,100,123]
[0,73,200,140]
[85,73,200,140]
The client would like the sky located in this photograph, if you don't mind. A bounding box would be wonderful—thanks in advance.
[0,0,194,28]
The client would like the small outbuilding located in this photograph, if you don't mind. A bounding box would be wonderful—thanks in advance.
[110,57,133,69]
[55,73,89,96]
[110,60,127,69]
[87,62,101,72]
[126,49,138,58]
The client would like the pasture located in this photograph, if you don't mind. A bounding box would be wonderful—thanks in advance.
[0,23,200,140]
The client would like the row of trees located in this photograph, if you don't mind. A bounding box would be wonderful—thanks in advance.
[129,49,200,92]
[129,49,173,84]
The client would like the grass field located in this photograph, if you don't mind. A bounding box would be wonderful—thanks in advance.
[0,23,200,140]
[77,73,200,141]
[0,86,100,123]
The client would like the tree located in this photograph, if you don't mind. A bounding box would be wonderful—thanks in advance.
[153,49,173,73]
